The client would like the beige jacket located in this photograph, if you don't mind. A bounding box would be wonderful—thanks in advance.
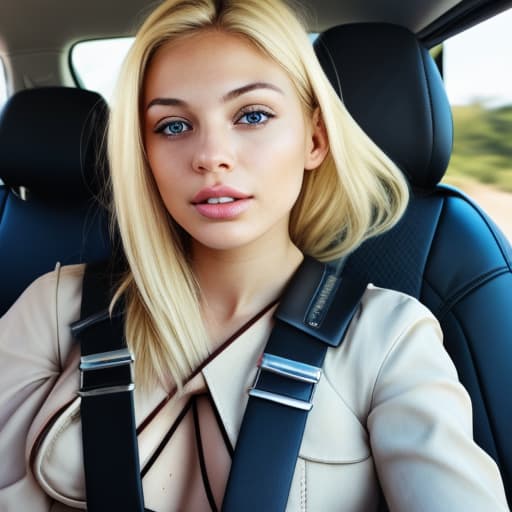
[0,264,508,512]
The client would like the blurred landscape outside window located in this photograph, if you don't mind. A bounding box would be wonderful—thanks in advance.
[442,8,512,241]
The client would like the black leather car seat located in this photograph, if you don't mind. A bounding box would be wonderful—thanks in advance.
[0,182,6,220]
[0,87,111,316]
[315,23,512,505]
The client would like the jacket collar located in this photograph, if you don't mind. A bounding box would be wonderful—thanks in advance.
[202,305,275,449]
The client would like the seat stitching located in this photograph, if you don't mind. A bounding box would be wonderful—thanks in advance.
[437,267,509,320]
[417,43,435,182]
[438,184,512,271]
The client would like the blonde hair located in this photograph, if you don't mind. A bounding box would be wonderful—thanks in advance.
[108,0,409,390]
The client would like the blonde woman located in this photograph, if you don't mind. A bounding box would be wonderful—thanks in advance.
[0,0,508,511]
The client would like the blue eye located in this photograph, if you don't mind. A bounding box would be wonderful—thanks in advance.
[158,120,191,136]
[238,110,272,125]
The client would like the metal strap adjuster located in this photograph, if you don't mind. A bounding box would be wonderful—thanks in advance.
[249,353,321,411]
[79,348,135,397]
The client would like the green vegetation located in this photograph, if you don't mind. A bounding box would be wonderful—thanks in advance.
[445,103,512,192]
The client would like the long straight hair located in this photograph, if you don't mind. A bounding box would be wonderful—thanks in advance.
[107,0,409,390]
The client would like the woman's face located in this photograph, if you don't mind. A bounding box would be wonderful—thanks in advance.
[143,30,327,254]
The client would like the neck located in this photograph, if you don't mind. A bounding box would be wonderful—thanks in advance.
[191,237,303,345]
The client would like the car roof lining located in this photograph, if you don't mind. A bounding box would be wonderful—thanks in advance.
[0,0,464,56]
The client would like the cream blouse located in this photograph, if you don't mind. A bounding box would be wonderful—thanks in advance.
[0,263,508,512]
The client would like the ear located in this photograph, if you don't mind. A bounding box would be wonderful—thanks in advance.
[304,108,329,170]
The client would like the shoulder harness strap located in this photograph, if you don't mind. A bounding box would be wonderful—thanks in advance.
[70,260,145,512]
[221,256,366,511]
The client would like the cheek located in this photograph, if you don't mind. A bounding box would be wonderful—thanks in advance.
[143,153,180,220]
[145,138,164,179]
[263,125,308,188]
[250,137,306,218]
[247,118,308,169]
[145,139,188,195]
[280,133,309,210]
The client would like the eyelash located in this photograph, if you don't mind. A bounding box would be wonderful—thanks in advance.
[155,119,191,137]
[154,107,276,137]
[235,107,275,126]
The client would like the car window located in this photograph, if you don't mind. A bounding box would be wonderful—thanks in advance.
[0,58,7,111]
[442,9,512,241]
[72,34,319,103]
[71,38,134,103]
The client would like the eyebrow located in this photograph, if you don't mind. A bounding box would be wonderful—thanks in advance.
[146,97,187,110]
[146,82,284,111]
[221,82,284,101]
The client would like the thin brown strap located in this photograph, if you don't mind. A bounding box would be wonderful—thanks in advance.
[137,298,279,435]
[192,396,219,512]
[140,399,193,478]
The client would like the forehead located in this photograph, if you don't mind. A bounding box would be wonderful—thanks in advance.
[143,29,296,101]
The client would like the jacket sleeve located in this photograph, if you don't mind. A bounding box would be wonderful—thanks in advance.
[0,265,83,512]
[367,298,509,511]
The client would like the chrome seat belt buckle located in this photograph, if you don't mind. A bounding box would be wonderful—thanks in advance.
[79,348,135,397]
[249,353,321,411]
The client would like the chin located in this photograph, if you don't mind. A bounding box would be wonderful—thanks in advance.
[194,236,255,252]
[189,226,270,253]
[187,220,289,253]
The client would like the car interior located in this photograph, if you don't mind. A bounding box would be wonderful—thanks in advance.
[0,0,510,508]
[0,87,111,314]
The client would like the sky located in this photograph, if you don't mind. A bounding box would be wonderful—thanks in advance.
[1,9,512,109]
[443,8,512,107]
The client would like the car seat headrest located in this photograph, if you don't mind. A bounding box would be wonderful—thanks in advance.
[0,87,108,199]
[314,23,453,189]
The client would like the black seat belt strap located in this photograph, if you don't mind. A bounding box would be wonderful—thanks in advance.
[222,256,367,511]
[70,260,145,512]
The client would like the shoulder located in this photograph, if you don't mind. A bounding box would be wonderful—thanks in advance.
[351,284,444,364]
[360,284,441,339]
[322,284,445,419]
[2,263,85,318]
[40,262,86,300]
[52,263,86,318]
[334,283,442,366]
[0,263,86,365]
[358,284,447,383]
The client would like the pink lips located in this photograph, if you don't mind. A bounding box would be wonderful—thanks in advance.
[191,186,252,220]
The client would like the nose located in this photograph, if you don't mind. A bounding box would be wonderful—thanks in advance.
[192,126,235,174]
